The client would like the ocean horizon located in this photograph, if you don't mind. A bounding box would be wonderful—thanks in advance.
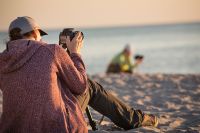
[1,23,200,74]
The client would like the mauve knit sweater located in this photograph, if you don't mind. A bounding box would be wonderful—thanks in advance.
[0,39,88,133]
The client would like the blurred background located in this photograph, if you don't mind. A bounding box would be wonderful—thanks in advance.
[0,0,200,74]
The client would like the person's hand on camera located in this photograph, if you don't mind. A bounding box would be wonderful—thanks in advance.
[66,32,83,54]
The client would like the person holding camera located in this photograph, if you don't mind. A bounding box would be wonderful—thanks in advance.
[106,44,144,74]
[0,16,158,133]
[0,16,88,133]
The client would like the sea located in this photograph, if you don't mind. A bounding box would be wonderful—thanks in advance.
[1,23,200,75]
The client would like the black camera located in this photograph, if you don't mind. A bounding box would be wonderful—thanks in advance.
[59,28,84,49]
[134,55,144,60]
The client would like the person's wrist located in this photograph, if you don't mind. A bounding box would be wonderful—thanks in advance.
[70,52,82,58]
[69,49,78,53]
[70,50,80,55]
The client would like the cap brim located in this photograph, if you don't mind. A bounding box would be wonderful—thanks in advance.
[39,29,48,36]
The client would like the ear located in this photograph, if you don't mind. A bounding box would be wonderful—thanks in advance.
[34,30,42,41]
[32,31,38,40]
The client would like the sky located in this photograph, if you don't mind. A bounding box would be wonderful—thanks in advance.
[0,0,200,31]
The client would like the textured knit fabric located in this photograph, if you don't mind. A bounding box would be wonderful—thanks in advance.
[0,39,88,133]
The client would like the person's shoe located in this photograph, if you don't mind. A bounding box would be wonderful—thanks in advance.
[141,114,158,127]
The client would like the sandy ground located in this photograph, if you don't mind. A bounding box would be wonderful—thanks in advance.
[0,73,200,132]
[87,73,200,133]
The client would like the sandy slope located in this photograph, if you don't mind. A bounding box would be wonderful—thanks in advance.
[87,73,200,133]
[0,73,200,132]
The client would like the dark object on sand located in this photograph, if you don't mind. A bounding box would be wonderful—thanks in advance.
[134,55,144,60]
[86,106,98,131]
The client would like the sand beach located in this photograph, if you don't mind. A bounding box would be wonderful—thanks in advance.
[87,73,200,133]
[0,73,200,132]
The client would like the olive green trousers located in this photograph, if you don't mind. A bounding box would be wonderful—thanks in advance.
[75,78,143,130]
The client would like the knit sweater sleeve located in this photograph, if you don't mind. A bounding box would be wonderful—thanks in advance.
[54,45,87,95]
